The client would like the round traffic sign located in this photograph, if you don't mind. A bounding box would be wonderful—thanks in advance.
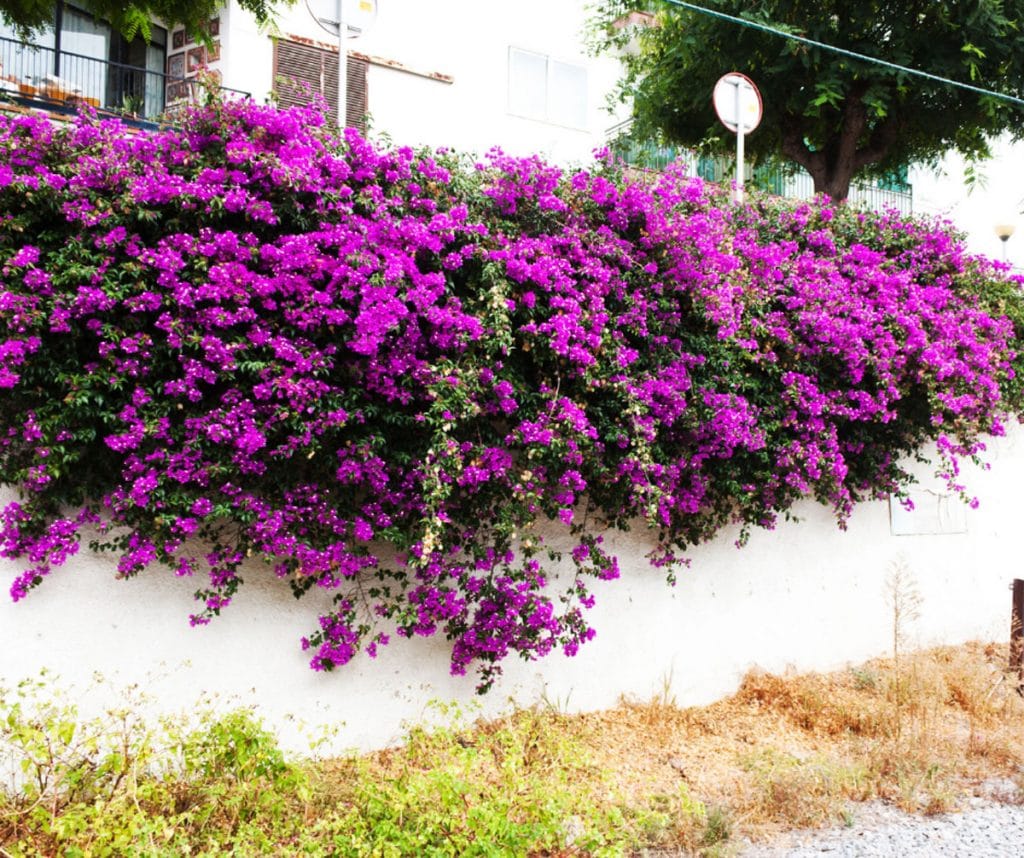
[306,0,378,39]
[712,72,762,134]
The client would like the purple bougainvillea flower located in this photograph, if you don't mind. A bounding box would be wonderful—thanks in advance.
[0,97,1021,693]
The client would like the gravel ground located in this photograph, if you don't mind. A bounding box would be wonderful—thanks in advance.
[737,794,1024,857]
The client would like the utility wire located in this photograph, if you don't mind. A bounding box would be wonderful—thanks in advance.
[660,0,1024,109]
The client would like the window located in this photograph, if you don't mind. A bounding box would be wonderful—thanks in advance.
[103,9,166,118]
[0,4,166,117]
[61,7,112,106]
[507,48,587,130]
[272,38,368,132]
[0,16,55,47]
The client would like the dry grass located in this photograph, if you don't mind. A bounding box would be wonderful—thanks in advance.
[335,641,1024,855]
[578,641,1024,851]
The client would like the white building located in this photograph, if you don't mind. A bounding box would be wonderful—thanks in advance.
[223,0,628,165]
[0,0,628,166]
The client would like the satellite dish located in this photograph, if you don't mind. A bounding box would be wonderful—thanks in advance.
[306,0,378,39]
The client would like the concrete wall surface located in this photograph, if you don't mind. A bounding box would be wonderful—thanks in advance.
[2,423,1021,754]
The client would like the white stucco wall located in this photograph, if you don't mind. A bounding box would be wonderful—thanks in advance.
[2,424,1021,754]
[218,0,628,166]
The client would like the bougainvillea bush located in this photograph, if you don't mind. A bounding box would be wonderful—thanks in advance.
[1,98,1022,691]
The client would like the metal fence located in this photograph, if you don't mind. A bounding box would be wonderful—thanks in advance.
[0,35,248,122]
[611,132,913,214]
[774,167,913,214]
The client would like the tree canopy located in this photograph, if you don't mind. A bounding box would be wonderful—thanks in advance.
[591,0,1024,201]
[0,0,291,41]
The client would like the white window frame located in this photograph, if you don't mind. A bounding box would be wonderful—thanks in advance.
[507,47,588,131]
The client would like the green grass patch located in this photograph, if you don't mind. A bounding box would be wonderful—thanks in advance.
[0,683,646,856]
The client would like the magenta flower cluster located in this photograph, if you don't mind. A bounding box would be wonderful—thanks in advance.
[0,98,1021,691]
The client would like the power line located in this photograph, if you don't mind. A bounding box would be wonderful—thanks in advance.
[661,0,1024,109]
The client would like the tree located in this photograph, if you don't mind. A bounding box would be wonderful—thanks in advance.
[591,1,1024,202]
[0,0,292,41]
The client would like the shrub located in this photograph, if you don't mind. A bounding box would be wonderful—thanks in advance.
[0,683,631,856]
[1,96,1022,689]
[0,677,310,855]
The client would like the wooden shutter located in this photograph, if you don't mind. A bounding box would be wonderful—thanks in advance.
[272,38,368,133]
[346,55,368,131]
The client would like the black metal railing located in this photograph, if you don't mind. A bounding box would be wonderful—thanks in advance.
[0,35,248,122]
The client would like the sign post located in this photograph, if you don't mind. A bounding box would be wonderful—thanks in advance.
[712,73,762,204]
[306,0,378,128]
[337,0,347,128]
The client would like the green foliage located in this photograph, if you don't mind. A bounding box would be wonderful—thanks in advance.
[314,707,634,856]
[0,0,293,41]
[591,0,1024,200]
[0,682,647,856]
[0,677,310,856]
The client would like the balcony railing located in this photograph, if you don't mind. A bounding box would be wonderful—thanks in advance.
[611,130,913,214]
[0,35,248,123]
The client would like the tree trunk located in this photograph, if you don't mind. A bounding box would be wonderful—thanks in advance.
[813,162,856,204]
[782,88,902,205]
[780,118,854,204]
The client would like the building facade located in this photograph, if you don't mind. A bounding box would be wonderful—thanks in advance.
[0,5,173,118]
[0,1,630,164]
[218,0,628,165]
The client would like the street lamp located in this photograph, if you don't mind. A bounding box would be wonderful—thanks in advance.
[995,223,1016,262]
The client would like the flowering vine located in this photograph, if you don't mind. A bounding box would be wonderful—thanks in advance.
[0,97,1021,691]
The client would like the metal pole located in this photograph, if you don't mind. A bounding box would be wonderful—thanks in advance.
[734,82,744,204]
[337,0,347,128]
[53,2,63,78]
